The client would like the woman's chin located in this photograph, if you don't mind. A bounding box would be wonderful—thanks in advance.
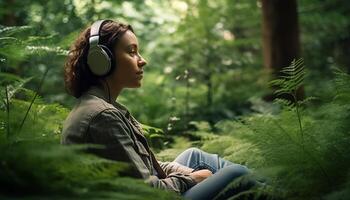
[128,82,142,88]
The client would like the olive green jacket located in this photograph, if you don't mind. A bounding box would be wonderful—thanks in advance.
[61,86,196,194]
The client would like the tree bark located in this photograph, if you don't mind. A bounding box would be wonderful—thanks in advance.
[261,0,304,100]
[2,0,18,26]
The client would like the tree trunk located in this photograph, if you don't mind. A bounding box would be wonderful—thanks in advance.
[336,37,350,74]
[2,0,18,26]
[261,0,304,100]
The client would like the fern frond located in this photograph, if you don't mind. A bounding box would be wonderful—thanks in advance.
[0,72,22,82]
[0,37,20,45]
[273,98,294,110]
[333,68,350,102]
[142,124,164,136]
[299,96,317,106]
[0,25,31,36]
[269,58,306,101]
[25,46,68,56]
[0,77,32,102]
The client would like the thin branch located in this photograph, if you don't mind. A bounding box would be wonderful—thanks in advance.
[293,94,304,147]
[5,85,10,139]
[17,67,49,137]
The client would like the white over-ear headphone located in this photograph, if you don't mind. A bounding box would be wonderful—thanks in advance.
[87,20,115,77]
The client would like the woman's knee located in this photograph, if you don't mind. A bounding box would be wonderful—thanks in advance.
[184,147,202,156]
[224,164,250,178]
[174,147,203,166]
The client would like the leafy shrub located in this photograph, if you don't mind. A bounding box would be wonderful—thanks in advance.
[198,60,350,199]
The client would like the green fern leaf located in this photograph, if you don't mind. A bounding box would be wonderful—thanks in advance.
[269,58,305,104]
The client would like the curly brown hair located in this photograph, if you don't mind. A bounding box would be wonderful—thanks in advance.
[64,20,134,98]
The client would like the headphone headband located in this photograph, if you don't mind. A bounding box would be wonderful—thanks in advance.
[89,20,110,45]
[87,19,115,77]
[90,20,106,37]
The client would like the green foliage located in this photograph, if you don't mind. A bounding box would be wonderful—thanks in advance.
[2,0,267,131]
[196,65,350,199]
[0,25,68,66]
[141,123,166,150]
[300,0,350,72]
[269,58,305,101]
[333,68,350,103]
[0,140,178,199]
[2,0,350,199]
[112,0,269,130]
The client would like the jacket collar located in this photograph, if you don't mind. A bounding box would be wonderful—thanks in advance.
[86,86,130,118]
[86,86,147,141]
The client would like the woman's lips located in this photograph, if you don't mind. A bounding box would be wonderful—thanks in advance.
[137,71,143,79]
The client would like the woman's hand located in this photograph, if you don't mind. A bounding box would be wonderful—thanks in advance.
[189,169,213,183]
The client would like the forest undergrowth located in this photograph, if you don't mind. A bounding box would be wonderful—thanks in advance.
[1,26,350,200]
[176,60,350,200]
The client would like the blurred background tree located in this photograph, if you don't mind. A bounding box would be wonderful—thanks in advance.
[261,0,304,101]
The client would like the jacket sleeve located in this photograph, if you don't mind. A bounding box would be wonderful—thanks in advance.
[159,161,194,175]
[87,109,197,194]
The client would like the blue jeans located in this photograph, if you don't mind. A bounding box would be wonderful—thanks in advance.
[174,148,256,200]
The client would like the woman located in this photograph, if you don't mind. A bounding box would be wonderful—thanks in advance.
[62,19,255,200]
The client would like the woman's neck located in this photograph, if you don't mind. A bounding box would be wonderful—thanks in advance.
[100,79,123,103]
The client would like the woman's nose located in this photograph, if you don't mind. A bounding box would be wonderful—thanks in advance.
[138,55,147,67]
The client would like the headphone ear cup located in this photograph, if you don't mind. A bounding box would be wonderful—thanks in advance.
[100,45,116,75]
[87,45,112,76]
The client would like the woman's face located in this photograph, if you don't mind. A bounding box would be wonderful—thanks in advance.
[111,30,147,88]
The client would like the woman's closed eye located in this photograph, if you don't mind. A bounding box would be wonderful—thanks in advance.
[129,50,138,56]
[129,50,142,60]
[126,44,141,58]
[127,47,138,55]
